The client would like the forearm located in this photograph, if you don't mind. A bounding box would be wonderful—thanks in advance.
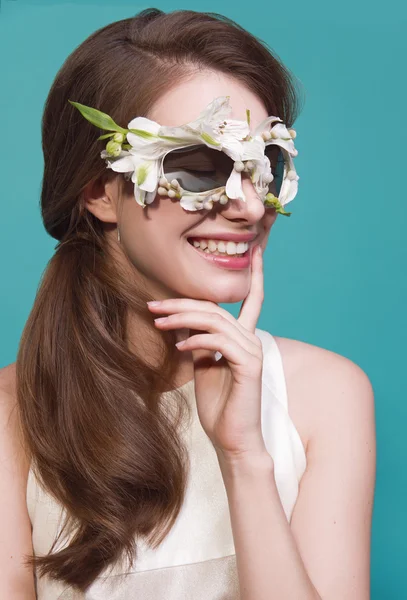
[217,452,322,600]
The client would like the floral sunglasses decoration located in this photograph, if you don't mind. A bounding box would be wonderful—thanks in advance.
[69,96,299,216]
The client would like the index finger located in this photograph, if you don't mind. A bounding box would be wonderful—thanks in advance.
[236,244,264,333]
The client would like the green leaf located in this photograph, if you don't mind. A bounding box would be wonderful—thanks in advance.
[68,100,127,134]
[97,132,116,140]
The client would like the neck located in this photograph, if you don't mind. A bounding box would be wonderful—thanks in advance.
[126,314,195,389]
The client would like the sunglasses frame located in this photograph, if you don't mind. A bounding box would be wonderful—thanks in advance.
[160,143,286,201]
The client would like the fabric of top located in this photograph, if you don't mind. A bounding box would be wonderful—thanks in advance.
[26,328,307,599]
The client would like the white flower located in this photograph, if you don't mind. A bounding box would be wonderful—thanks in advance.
[182,96,250,161]
[103,151,159,207]
[126,117,197,159]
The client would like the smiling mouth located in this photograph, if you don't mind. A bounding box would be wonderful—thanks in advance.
[186,238,250,257]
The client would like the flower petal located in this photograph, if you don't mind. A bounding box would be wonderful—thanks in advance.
[241,137,266,161]
[221,138,245,161]
[133,183,146,207]
[270,123,292,139]
[225,169,245,201]
[251,115,283,138]
[279,176,298,205]
[127,116,161,134]
[266,138,296,155]
[221,119,250,139]
[139,160,159,192]
[158,125,201,144]
[179,194,203,211]
[198,124,223,148]
[278,156,299,205]
[187,96,232,130]
[107,155,136,173]
[144,189,157,204]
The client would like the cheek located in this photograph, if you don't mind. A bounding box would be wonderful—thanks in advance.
[119,194,199,257]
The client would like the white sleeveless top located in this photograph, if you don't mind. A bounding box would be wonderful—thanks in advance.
[27,328,307,599]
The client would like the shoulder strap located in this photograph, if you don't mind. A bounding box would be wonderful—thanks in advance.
[255,328,288,410]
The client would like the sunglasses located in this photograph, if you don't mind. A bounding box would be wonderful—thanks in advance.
[162,144,285,198]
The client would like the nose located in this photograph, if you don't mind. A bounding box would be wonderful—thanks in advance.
[217,172,265,224]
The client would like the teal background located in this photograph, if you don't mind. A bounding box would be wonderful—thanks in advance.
[0,0,406,597]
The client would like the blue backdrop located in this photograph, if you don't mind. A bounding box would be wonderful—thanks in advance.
[1,1,406,597]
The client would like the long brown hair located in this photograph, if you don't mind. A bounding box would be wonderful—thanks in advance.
[16,7,303,590]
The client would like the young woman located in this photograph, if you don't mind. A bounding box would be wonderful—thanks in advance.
[0,8,376,599]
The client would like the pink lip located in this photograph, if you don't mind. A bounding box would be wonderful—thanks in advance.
[187,240,254,270]
[187,232,258,243]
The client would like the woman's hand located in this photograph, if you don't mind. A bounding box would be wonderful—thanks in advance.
[147,245,267,463]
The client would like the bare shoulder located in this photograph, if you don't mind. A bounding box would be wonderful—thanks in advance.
[0,362,36,595]
[0,360,30,468]
[270,337,375,598]
[272,336,375,453]
[0,361,20,443]
[0,361,17,396]
[0,359,30,481]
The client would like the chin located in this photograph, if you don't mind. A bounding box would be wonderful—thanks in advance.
[194,282,251,305]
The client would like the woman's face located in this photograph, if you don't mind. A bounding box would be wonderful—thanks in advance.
[113,70,278,303]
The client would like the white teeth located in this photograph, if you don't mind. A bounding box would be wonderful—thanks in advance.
[191,238,249,256]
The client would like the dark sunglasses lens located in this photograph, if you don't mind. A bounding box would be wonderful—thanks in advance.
[162,145,234,193]
[265,146,285,197]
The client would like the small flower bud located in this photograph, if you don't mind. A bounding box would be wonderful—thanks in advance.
[159,177,169,187]
[219,194,229,205]
[157,187,168,195]
[270,130,279,139]
[288,129,297,139]
[203,199,214,210]
[106,141,122,157]
[168,189,176,198]
[262,131,272,141]
[113,133,125,143]
[170,179,180,189]
[233,161,245,172]
[263,172,274,184]
[287,170,297,181]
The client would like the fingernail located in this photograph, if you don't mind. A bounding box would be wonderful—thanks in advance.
[147,301,161,306]
[175,340,186,348]
[257,245,262,255]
